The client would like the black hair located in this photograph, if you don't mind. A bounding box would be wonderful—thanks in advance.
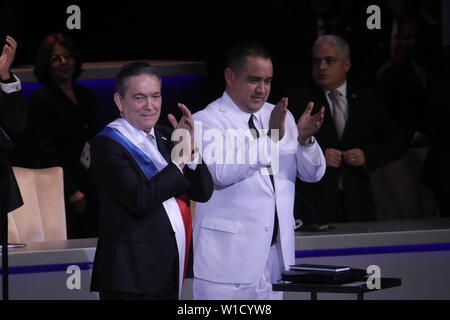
[115,62,162,97]
[33,33,82,85]
[225,42,272,71]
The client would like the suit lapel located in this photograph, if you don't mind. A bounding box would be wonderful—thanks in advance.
[316,89,340,144]
[342,86,358,143]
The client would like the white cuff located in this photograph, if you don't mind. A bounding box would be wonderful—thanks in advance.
[0,74,21,94]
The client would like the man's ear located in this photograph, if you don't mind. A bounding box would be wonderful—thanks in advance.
[344,59,351,73]
[224,67,233,87]
[114,92,124,114]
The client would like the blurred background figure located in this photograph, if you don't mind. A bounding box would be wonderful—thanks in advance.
[362,0,440,80]
[420,46,450,217]
[377,13,433,147]
[29,33,99,239]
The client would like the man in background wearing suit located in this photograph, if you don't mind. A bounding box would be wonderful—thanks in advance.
[90,62,213,300]
[192,42,326,300]
[0,35,26,215]
[0,36,26,135]
[289,35,404,224]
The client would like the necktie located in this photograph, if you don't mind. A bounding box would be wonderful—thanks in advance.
[328,90,346,140]
[248,114,260,139]
[248,114,278,245]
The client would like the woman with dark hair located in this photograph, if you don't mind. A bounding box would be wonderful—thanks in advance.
[29,33,99,239]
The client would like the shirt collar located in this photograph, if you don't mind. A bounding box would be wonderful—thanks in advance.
[222,91,263,125]
[119,116,156,140]
[325,81,347,98]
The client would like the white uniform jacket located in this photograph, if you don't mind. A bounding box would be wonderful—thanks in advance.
[192,92,326,284]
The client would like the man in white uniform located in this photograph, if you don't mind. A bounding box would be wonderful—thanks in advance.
[192,42,326,299]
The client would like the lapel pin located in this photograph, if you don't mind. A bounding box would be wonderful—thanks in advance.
[161,136,167,141]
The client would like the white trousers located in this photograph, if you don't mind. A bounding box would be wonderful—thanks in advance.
[193,243,284,300]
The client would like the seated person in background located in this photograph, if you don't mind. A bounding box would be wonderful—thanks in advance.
[90,62,213,300]
[29,33,99,239]
[288,35,404,224]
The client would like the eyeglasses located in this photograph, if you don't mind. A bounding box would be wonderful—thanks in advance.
[49,52,75,64]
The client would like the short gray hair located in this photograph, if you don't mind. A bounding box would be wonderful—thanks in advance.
[313,35,351,61]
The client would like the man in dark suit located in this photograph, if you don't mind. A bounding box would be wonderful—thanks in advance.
[288,35,404,224]
[0,35,26,214]
[0,36,26,135]
[90,62,213,300]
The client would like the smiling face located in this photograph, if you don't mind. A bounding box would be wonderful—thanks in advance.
[49,43,75,83]
[312,42,350,90]
[114,74,162,132]
[225,55,273,113]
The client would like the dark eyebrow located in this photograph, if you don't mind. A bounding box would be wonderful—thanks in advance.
[314,56,335,60]
[247,76,272,81]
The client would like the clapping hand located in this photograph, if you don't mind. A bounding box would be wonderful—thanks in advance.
[268,97,288,142]
[168,103,195,166]
[297,102,325,145]
[0,36,17,80]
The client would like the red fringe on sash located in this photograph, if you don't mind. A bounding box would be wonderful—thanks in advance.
[175,192,192,284]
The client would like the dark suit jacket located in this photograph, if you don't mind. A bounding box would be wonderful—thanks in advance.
[288,82,404,223]
[0,82,27,213]
[0,85,27,135]
[90,123,213,297]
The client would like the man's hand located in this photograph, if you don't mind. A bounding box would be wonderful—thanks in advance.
[69,190,86,214]
[168,103,195,168]
[0,36,17,81]
[325,148,343,168]
[342,148,365,167]
[268,97,288,142]
[297,101,325,145]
